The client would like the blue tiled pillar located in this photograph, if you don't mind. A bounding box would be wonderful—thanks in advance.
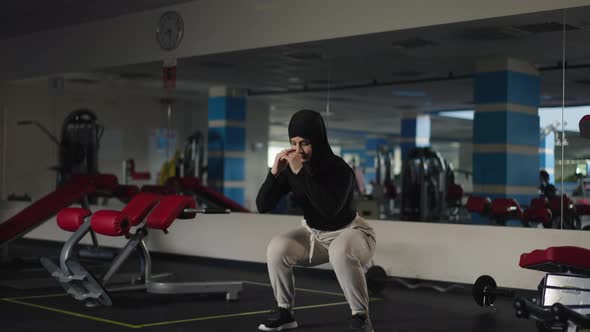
[400,115,430,160]
[207,87,246,205]
[473,58,541,211]
[540,132,555,183]
[364,137,387,184]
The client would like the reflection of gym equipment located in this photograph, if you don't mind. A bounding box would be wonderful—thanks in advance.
[472,247,590,331]
[121,159,151,184]
[466,195,555,228]
[18,109,103,188]
[375,147,394,187]
[42,194,243,307]
[130,129,248,212]
[181,131,206,180]
[0,176,95,249]
[400,147,451,222]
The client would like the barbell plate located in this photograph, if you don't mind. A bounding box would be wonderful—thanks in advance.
[473,275,497,306]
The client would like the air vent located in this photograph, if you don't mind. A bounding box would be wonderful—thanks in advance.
[514,22,579,34]
[200,61,236,69]
[391,37,437,49]
[118,72,155,80]
[459,26,529,40]
[283,51,324,61]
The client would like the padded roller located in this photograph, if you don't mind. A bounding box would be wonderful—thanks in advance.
[523,207,552,225]
[90,210,130,236]
[466,196,491,214]
[57,208,91,232]
[491,198,522,219]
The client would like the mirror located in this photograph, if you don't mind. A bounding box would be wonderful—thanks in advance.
[4,5,587,231]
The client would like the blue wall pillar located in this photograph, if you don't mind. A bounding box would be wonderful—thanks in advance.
[400,115,431,160]
[207,87,246,205]
[472,58,541,211]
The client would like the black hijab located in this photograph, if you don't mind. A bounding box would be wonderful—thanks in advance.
[288,109,336,175]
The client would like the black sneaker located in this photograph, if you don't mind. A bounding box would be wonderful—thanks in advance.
[350,313,374,332]
[258,307,298,331]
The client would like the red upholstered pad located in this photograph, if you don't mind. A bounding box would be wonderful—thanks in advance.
[121,192,161,226]
[127,159,151,180]
[520,246,590,273]
[466,196,491,214]
[141,185,177,195]
[56,208,91,232]
[0,177,96,245]
[177,176,250,212]
[147,196,196,231]
[576,203,590,216]
[549,195,574,215]
[70,174,119,191]
[523,207,552,225]
[90,210,130,236]
[491,198,522,219]
[91,174,119,191]
[530,197,548,209]
[114,185,140,200]
[580,114,590,138]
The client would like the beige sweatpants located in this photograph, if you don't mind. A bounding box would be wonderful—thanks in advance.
[266,215,376,314]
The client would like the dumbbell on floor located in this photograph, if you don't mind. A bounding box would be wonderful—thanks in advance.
[472,275,515,307]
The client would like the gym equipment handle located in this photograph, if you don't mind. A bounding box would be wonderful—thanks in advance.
[514,297,551,320]
[184,208,231,214]
[552,303,590,328]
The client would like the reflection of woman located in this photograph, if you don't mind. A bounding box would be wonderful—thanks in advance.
[256,110,377,332]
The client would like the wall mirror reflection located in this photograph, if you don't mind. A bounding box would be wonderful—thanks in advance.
[3,5,590,232]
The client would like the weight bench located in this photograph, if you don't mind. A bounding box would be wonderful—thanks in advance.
[515,246,590,331]
[41,192,161,307]
[522,197,552,228]
[548,195,580,230]
[55,194,242,307]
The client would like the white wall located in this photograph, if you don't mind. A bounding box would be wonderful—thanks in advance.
[245,101,270,211]
[4,198,588,291]
[0,83,212,199]
[0,0,587,80]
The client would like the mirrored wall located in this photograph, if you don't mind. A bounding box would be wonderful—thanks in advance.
[3,5,590,231]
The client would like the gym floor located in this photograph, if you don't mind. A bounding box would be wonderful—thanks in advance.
[1,239,535,331]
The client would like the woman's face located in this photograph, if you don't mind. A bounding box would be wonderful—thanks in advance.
[290,136,312,162]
